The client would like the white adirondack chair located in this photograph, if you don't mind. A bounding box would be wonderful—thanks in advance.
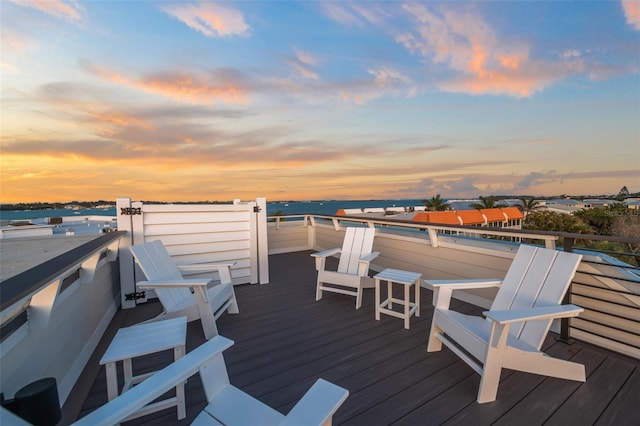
[426,244,586,403]
[66,336,349,426]
[130,240,239,340]
[311,227,380,309]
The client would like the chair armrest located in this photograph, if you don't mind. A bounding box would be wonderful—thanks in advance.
[424,279,502,291]
[310,248,341,258]
[360,251,380,263]
[279,379,349,426]
[428,279,502,310]
[73,337,234,426]
[177,262,236,273]
[136,279,210,289]
[484,304,584,325]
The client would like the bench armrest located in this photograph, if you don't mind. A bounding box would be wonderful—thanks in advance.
[279,379,349,426]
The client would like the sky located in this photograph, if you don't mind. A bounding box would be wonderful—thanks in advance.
[1,1,639,203]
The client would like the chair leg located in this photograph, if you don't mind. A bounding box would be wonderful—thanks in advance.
[427,318,443,352]
[316,279,323,301]
[227,293,240,314]
[477,345,504,403]
[355,285,362,309]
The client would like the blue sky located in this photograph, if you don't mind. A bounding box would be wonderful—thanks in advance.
[1,0,639,202]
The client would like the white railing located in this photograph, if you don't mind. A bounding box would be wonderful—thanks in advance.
[267,213,640,360]
[0,232,124,404]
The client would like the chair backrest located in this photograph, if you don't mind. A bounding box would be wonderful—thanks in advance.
[130,240,194,309]
[337,227,376,275]
[489,245,583,350]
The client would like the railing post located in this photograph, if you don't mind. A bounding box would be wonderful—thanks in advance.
[558,237,576,344]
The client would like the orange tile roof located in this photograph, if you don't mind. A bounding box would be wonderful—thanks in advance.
[501,207,524,220]
[412,212,429,222]
[481,208,507,223]
[412,211,461,225]
[457,209,485,225]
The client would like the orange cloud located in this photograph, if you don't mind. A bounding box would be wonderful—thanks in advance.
[11,0,83,21]
[83,62,248,105]
[161,2,249,37]
[141,73,248,104]
[387,3,587,97]
[622,0,640,30]
[81,111,154,137]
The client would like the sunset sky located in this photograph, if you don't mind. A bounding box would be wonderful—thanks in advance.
[1,1,639,203]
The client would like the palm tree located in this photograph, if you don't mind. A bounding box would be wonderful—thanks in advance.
[422,194,447,211]
[471,195,505,210]
[519,197,543,216]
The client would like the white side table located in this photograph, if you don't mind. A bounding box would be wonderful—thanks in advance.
[100,316,188,421]
[374,269,422,329]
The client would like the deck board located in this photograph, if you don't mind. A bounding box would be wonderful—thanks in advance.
[74,251,640,425]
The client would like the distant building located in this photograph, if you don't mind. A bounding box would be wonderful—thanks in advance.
[539,199,585,215]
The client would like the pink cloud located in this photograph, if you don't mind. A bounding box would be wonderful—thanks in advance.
[622,0,640,30]
[396,3,574,97]
[83,62,248,105]
[11,0,83,21]
[161,2,249,37]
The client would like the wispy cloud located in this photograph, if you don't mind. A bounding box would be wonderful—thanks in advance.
[287,49,320,80]
[82,61,249,105]
[11,0,83,21]
[397,3,584,97]
[622,0,640,30]
[160,2,249,37]
[323,2,592,98]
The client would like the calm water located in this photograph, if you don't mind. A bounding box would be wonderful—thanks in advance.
[0,200,439,222]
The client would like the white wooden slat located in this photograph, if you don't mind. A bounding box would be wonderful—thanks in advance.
[141,204,250,213]
[509,248,556,311]
[143,223,251,236]
[490,244,537,311]
[163,240,251,255]
[520,250,582,348]
[142,212,251,225]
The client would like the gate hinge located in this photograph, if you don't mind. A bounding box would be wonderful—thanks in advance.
[120,207,142,216]
[125,291,146,301]
[253,206,262,213]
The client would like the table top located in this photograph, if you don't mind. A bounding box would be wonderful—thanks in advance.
[100,316,187,364]
[374,268,422,285]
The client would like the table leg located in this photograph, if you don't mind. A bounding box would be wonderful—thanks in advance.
[415,278,420,317]
[105,362,118,401]
[404,284,410,329]
[387,281,393,310]
[375,278,381,321]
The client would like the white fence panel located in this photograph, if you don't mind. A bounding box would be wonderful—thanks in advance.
[117,198,268,309]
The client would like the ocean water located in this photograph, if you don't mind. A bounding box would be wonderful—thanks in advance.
[0,200,434,222]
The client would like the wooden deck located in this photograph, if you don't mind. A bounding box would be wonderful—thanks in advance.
[73,251,639,425]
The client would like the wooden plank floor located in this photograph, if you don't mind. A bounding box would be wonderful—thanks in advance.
[76,251,639,425]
